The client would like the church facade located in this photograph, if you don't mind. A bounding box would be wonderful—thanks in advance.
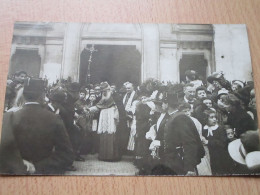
[9,22,253,86]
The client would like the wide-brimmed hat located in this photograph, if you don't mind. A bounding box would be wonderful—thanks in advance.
[207,72,224,84]
[67,82,80,92]
[228,139,247,165]
[234,85,253,106]
[165,83,184,107]
[232,80,245,88]
[217,88,229,99]
[228,130,260,165]
[89,89,95,95]
[14,70,27,77]
[100,82,110,91]
[49,88,66,103]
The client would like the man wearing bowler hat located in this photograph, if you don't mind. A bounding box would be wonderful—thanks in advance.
[0,78,74,174]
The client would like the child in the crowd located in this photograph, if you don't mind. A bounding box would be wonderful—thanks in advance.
[225,125,254,174]
[84,90,100,154]
[202,109,233,175]
[193,97,215,125]
[202,97,213,109]
[87,90,97,107]
[224,125,236,142]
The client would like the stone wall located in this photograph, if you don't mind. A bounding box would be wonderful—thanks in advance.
[10,23,253,85]
[213,24,252,81]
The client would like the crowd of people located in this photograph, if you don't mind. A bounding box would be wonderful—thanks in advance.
[0,69,259,175]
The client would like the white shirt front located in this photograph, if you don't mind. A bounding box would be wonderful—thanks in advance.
[156,113,166,132]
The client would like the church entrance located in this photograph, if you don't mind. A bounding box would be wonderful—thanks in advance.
[10,49,41,78]
[80,45,141,87]
[179,54,208,83]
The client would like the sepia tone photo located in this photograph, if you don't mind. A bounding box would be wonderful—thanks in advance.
[0,22,259,176]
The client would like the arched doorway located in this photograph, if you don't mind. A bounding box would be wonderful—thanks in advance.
[10,49,41,78]
[80,45,141,87]
[179,54,208,83]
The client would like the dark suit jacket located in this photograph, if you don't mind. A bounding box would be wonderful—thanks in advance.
[163,112,205,175]
[227,107,257,137]
[154,113,170,157]
[1,104,74,174]
[0,111,26,174]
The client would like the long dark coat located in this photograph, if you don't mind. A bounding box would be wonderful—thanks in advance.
[1,104,74,174]
[202,125,233,175]
[135,102,152,158]
[0,111,26,174]
[163,112,205,175]
[112,92,128,156]
[148,113,170,175]
[227,107,257,137]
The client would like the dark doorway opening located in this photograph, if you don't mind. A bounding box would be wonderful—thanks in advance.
[10,49,41,78]
[80,45,141,87]
[179,54,207,83]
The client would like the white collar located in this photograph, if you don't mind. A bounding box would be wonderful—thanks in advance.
[25,102,40,105]
[204,124,219,137]
[48,103,55,112]
[156,113,166,131]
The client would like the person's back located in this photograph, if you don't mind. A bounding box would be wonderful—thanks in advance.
[163,112,205,175]
[11,104,74,174]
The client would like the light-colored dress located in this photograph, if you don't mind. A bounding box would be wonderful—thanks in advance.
[190,116,212,175]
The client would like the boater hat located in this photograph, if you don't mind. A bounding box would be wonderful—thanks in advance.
[228,139,247,165]
[228,130,260,165]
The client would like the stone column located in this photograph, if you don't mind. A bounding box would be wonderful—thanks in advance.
[159,45,178,82]
[141,24,160,81]
[61,23,82,82]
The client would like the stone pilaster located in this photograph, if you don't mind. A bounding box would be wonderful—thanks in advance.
[61,23,82,81]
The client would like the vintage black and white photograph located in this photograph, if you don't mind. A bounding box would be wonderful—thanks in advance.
[0,22,259,176]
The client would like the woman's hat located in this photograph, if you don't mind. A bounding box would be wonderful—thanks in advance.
[49,88,66,102]
[89,89,95,95]
[207,72,224,84]
[217,88,229,99]
[67,82,80,92]
[232,80,245,88]
[100,82,110,91]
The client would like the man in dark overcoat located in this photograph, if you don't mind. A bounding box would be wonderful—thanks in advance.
[0,78,74,175]
[162,84,205,175]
